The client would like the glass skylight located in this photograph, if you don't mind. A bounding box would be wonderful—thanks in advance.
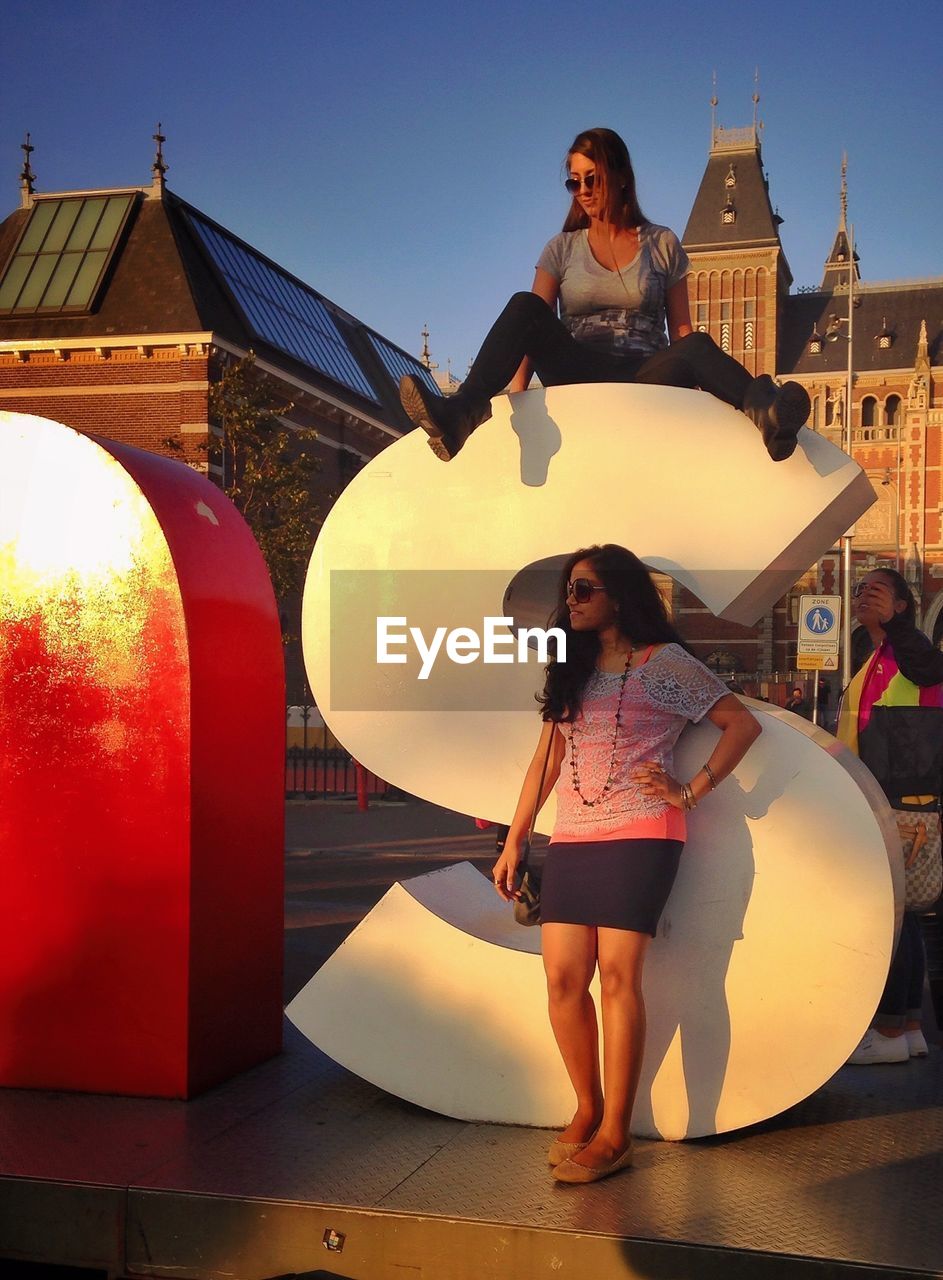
[187,211,379,402]
[366,332,441,398]
[0,195,134,315]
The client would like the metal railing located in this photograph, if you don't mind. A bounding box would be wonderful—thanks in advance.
[285,742,390,800]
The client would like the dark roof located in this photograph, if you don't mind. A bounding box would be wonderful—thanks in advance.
[779,280,943,377]
[821,224,860,289]
[0,185,436,430]
[682,142,786,260]
[0,194,229,340]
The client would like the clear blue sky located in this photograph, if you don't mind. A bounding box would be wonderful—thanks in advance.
[3,0,940,378]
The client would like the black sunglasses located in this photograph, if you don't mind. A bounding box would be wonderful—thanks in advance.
[566,578,607,604]
[564,173,596,194]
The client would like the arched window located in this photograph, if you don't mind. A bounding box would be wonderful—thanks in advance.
[861,396,876,428]
[884,395,901,427]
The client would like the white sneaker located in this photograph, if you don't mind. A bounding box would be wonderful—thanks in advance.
[847,1029,910,1065]
[906,1029,929,1057]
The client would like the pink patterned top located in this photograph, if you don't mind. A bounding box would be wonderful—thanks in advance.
[552,644,729,843]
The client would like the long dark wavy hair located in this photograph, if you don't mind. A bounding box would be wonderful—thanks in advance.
[538,545,687,724]
[562,127,648,233]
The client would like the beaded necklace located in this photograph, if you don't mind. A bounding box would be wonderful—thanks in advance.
[569,644,654,807]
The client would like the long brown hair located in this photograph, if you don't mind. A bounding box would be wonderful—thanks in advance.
[562,127,648,232]
[538,544,687,723]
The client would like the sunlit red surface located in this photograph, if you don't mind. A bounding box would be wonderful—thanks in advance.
[0,412,284,1097]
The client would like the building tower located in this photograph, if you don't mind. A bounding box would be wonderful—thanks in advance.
[681,85,790,380]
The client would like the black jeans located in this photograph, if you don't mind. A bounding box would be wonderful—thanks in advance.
[877,910,926,1025]
[461,291,753,408]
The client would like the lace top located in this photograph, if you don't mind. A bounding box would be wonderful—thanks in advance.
[552,644,729,842]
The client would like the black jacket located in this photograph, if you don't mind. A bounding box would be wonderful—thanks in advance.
[854,616,943,806]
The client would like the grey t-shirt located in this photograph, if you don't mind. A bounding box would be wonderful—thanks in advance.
[536,224,690,357]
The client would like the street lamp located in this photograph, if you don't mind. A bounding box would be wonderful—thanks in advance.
[824,221,856,689]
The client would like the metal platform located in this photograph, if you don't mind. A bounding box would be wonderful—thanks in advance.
[3,803,942,1280]
[0,1018,941,1279]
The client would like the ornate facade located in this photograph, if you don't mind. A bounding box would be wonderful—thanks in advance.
[680,120,942,679]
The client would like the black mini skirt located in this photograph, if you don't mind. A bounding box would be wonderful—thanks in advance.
[539,838,683,936]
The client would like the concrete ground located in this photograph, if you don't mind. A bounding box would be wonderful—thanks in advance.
[284,794,501,1002]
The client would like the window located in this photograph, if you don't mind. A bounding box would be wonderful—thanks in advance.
[0,194,135,315]
[861,396,876,428]
[884,395,901,427]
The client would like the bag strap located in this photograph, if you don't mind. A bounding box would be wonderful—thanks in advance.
[521,722,555,870]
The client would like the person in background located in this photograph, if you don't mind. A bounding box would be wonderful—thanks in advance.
[816,679,832,729]
[785,685,811,719]
[838,569,943,1064]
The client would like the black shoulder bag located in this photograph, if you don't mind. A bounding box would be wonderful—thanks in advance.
[512,724,555,927]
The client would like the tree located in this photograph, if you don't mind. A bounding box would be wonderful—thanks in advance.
[209,354,322,608]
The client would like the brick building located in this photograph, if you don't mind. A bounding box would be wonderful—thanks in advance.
[0,137,437,698]
[2,127,940,695]
[680,119,942,683]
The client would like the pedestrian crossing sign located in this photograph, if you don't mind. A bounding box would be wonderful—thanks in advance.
[797,595,842,670]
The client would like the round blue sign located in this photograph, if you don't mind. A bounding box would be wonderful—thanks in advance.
[804,605,835,634]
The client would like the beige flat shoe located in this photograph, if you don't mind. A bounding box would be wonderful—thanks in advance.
[552,1144,633,1184]
[547,1138,589,1167]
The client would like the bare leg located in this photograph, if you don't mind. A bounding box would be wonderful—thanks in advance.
[542,923,604,1141]
[569,927,650,1167]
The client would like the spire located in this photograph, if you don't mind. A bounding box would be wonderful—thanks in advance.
[908,320,930,410]
[419,324,437,371]
[151,122,168,195]
[19,132,36,207]
[916,317,929,368]
[710,71,762,153]
[821,152,859,288]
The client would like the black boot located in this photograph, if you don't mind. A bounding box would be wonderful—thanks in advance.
[742,375,810,462]
[399,375,492,462]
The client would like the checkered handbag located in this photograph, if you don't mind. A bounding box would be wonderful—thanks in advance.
[894,809,943,913]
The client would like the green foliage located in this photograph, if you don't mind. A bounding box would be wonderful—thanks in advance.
[207,352,320,607]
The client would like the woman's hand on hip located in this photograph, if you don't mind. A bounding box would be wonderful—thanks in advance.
[632,760,684,809]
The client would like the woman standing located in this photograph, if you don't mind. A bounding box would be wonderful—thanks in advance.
[838,569,943,1064]
[400,127,809,463]
[493,545,761,1182]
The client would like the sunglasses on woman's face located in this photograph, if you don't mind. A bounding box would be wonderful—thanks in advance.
[853,580,887,598]
[566,578,607,604]
[564,173,596,194]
